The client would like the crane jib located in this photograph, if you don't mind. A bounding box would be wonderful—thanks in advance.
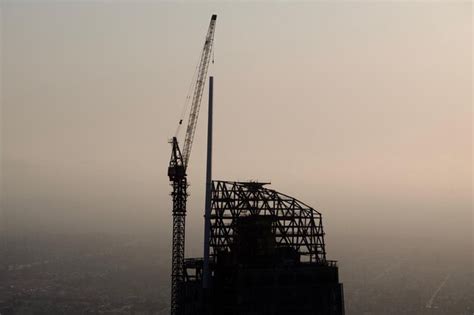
[182,15,217,169]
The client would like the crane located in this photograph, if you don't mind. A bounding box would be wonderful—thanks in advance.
[168,14,217,315]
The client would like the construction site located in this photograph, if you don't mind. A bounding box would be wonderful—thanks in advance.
[1,3,472,315]
[167,15,344,315]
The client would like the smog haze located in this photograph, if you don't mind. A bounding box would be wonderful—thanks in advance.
[1,2,472,314]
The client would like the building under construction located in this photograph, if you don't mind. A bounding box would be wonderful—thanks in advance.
[168,14,344,315]
[183,181,344,315]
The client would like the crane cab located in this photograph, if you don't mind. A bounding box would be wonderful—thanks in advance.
[168,165,185,180]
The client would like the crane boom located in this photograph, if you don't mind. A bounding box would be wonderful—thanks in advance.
[182,14,217,169]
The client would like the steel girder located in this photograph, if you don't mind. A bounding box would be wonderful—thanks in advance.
[209,181,327,263]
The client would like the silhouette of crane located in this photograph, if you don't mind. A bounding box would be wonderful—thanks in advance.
[167,14,216,315]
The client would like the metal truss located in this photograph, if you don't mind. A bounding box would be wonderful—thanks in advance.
[171,177,187,315]
[209,181,327,263]
[168,137,187,315]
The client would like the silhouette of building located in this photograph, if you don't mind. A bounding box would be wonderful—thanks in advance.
[182,180,345,315]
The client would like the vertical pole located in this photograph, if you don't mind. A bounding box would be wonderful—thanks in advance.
[203,76,213,289]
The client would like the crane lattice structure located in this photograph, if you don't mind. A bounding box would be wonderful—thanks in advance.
[167,14,217,315]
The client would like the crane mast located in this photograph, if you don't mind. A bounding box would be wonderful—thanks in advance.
[167,14,216,315]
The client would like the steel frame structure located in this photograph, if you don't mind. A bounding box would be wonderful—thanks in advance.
[209,181,327,263]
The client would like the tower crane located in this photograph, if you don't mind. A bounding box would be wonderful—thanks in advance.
[168,14,217,315]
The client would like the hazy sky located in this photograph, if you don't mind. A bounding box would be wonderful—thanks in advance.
[1,1,472,259]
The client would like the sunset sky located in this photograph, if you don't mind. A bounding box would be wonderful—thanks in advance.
[1,1,471,259]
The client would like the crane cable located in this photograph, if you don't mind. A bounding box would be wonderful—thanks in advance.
[175,33,215,138]
[175,59,200,137]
